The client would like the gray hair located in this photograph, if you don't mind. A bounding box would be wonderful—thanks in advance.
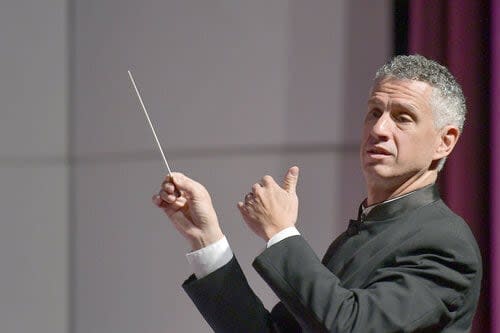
[373,55,466,170]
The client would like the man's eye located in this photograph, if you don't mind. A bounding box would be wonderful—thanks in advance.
[396,114,413,123]
[370,109,382,118]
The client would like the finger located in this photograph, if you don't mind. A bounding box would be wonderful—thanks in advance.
[162,196,188,217]
[165,193,177,203]
[153,194,177,215]
[160,189,184,204]
[170,172,204,198]
[168,195,187,209]
[153,194,176,210]
[252,183,263,194]
[152,194,164,207]
[261,175,276,187]
[282,166,299,193]
[237,201,249,215]
[159,190,171,202]
[244,192,254,203]
[162,181,176,194]
[162,175,182,197]
[163,173,175,182]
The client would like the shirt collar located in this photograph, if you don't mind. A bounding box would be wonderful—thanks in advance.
[358,183,440,222]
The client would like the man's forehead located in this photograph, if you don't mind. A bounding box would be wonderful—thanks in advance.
[367,78,434,114]
[369,78,434,102]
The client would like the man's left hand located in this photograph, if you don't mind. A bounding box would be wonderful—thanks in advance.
[237,166,300,241]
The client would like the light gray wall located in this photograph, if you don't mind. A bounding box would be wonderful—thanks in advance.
[0,1,68,333]
[71,1,391,332]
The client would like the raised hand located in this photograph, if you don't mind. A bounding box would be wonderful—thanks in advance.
[237,166,300,241]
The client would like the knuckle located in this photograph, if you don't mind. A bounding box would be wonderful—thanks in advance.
[262,175,273,184]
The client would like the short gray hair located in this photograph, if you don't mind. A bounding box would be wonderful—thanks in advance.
[373,55,466,170]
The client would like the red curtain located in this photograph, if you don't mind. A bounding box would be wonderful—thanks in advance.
[408,1,491,332]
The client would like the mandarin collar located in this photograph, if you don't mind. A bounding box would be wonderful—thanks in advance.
[358,184,440,222]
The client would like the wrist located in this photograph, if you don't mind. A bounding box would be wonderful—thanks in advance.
[190,229,224,251]
[267,226,301,247]
[264,225,293,241]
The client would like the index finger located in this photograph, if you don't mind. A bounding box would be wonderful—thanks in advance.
[163,172,179,182]
[162,181,177,194]
[168,172,206,199]
[261,175,276,187]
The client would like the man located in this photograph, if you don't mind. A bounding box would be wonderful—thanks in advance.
[153,55,482,332]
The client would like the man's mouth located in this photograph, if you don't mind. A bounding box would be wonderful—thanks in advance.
[366,146,393,156]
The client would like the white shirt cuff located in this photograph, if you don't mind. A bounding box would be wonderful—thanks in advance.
[266,226,301,248]
[185,236,233,279]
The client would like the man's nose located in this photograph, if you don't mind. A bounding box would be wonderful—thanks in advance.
[370,112,392,140]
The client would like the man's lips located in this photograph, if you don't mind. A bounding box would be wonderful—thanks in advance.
[366,146,393,156]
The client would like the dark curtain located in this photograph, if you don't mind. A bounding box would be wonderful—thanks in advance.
[491,1,500,332]
[405,1,491,332]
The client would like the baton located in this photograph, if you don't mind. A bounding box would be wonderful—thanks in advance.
[127,70,173,176]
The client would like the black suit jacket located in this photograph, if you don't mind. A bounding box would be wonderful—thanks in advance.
[183,185,482,332]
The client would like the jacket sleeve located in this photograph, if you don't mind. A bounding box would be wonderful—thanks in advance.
[252,233,481,333]
[182,256,274,333]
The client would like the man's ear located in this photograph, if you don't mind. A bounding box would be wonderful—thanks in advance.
[433,125,460,160]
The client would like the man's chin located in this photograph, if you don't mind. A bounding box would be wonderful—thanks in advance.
[362,164,399,182]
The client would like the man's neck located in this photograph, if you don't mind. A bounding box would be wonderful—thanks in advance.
[366,171,438,206]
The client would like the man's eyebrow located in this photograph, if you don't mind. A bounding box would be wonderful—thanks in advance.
[392,101,419,113]
[367,97,384,106]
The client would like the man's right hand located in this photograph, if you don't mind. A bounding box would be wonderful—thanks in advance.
[153,172,224,251]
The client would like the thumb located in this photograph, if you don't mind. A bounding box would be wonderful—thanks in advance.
[282,166,299,193]
[171,173,202,198]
